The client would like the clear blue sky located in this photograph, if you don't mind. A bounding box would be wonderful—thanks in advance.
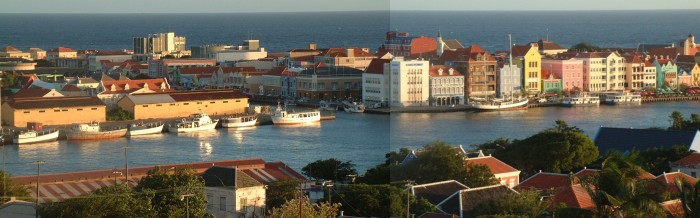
[2,0,699,13]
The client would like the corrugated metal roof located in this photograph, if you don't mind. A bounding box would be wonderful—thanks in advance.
[124,94,176,104]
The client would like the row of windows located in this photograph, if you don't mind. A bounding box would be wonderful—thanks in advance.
[23,108,97,114]
[140,101,235,108]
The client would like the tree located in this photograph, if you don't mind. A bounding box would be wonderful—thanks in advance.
[135,167,208,218]
[302,158,357,181]
[106,108,133,121]
[331,184,435,217]
[472,190,550,217]
[670,111,685,130]
[627,145,693,175]
[401,142,469,184]
[464,163,499,188]
[356,163,390,185]
[267,197,340,218]
[266,178,300,210]
[39,185,155,218]
[0,170,31,204]
[570,42,601,52]
[473,137,511,156]
[675,178,700,218]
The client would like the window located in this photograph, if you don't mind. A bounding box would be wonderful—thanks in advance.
[170,103,176,106]
[235,100,241,102]
[197,102,202,104]
[91,108,97,110]
[223,101,228,103]
[62,109,68,112]
[77,108,83,111]
[54,110,60,112]
[210,101,215,104]
[39,110,45,113]
[206,195,213,210]
[220,197,226,211]
[156,104,162,107]
[239,198,247,212]
[143,105,148,108]
[24,111,30,114]
[693,172,697,178]
[184,103,189,105]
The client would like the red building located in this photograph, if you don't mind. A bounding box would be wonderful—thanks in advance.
[378,31,437,59]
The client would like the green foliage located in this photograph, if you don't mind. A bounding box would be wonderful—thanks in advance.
[302,158,357,181]
[401,141,469,184]
[106,108,133,121]
[668,111,700,131]
[267,197,340,218]
[473,137,511,156]
[554,207,594,218]
[0,170,31,204]
[670,111,685,130]
[626,145,693,175]
[39,185,155,218]
[129,73,152,80]
[332,184,435,217]
[2,71,19,89]
[135,167,208,218]
[472,190,550,217]
[356,163,390,185]
[464,163,499,188]
[570,42,601,52]
[386,147,411,166]
[675,178,700,218]
[266,178,300,210]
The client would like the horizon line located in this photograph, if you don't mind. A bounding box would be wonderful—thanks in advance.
[1,8,700,14]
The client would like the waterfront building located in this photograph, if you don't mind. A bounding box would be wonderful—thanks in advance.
[678,70,693,87]
[428,65,464,106]
[0,46,31,59]
[497,62,522,98]
[201,167,266,218]
[439,45,498,99]
[97,78,170,107]
[133,32,187,55]
[466,154,521,188]
[378,31,437,59]
[594,127,700,155]
[313,48,375,71]
[540,69,562,94]
[174,66,256,89]
[389,58,429,107]
[542,58,583,92]
[536,39,568,56]
[259,67,294,97]
[116,89,248,120]
[511,43,542,94]
[148,58,216,79]
[230,70,266,92]
[28,47,46,60]
[362,58,391,107]
[212,40,268,64]
[0,57,37,71]
[676,55,700,86]
[1,96,106,128]
[650,47,679,60]
[191,44,232,58]
[296,66,364,99]
[671,153,700,178]
[678,34,699,56]
[574,51,626,92]
[46,47,78,64]
[624,55,648,90]
[653,59,678,89]
[55,57,89,70]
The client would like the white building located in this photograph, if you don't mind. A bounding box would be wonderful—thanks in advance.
[201,166,266,218]
[429,65,464,106]
[88,51,133,73]
[213,40,268,64]
[575,52,626,92]
[498,63,522,98]
[390,58,429,107]
[362,59,391,107]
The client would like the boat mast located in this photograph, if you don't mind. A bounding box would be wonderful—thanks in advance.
[509,34,514,100]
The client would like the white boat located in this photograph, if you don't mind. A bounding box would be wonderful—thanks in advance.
[221,114,257,128]
[168,111,219,133]
[319,101,339,111]
[562,94,600,107]
[601,92,642,105]
[13,129,60,144]
[469,98,529,111]
[342,101,366,113]
[127,122,165,136]
[65,122,127,140]
[271,103,321,125]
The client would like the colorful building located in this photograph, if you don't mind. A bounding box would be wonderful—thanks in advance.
[389,58,430,107]
[536,39,568,56]
[378,31,437,59]
[97,78,171,107]
[541,69,562,94]
[295,66,364,99]
[313,48,375,71]
[624,55,648,90]
[653,59,678,89]
[511,43,542,93]
[497,63,522,98]
[362,58,391,107]
[46,47,78,64]
[542,58,583,92]
[439,45,498,99]
[678,34,699,56]
[429,65,464,106]
[574,52,626,92]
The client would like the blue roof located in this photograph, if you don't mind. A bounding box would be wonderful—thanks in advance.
[594,127,700,154]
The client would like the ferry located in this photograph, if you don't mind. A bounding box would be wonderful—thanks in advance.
[126,122,165,136]
[14,129,60,144]
[271,103,321,125]
[168,111,219,133]
[221,114,257,128]
[65,122,127,140]
[562,93,600,107]
[470,98,529,111]
[342,101,366,113]
[601,92,642,105]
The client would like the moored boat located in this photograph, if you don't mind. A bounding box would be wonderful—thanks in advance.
[342,101,366,113]
[319,100,339,111]
[168,111,219,133]
[65,122,127,140]
[271,103,321,125]
[562,93,600,107]
[469,98,529,111]
[221,114,257,128]
[601,92,642,105]
[127,122,165,136]
[14,129,60,144]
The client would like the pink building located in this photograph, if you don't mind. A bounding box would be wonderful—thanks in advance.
[679,70,693,87]
[542,58,584,92]
[148,58,216,79]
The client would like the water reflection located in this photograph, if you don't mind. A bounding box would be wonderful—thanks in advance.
[199,142,212,157]
[226,126,256,144]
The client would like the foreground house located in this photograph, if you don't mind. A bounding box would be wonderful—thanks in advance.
[201,166,266,218]
[671,153,700,178]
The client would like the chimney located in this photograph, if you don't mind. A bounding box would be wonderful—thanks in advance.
[309,43,317,50]
[438,68,443,75]
[346,48,354,58]
[448,68,454,75]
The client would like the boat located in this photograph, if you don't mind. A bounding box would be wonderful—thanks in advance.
[342,101,366,113]
[127,122,165,136]
[601,92,642,105]
[562,93,600,107]
[469,98,529,111]
[65,122,127,140]
[168,111,219,133]
[14,129,60,144]
[221,114,257,128]
[271,102,321,125]
[319,100,339,111]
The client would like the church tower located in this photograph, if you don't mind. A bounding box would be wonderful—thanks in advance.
[437,31,445,57]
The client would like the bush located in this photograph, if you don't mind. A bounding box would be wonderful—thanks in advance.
[107,108,132,121]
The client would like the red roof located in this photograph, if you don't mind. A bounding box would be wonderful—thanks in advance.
[429,65,462,77]
[511,45,531,57]
[365,58,391,74]
[437,46,496,64]
[61,84,83,92]
[656,59,675,65]
[650,47,679,59]
[541,69,553,79]
[516,172,571,191]
[537,39,566,51]
[167,89,248,102]
[661,199,685,218]
[552,184,596,210]
[466,156,519,175]
[655,172,696,194]
[0,45,21,53]
[48,47,77,53]
[318,47,373,58]
[178,66,257,75]
[100,78,170,94]
[676,55,697,64]
[573,168,601,179]
[12,87,56,99]
[265,67,295,76]
[624,55,644,64]
[673,153,700,166]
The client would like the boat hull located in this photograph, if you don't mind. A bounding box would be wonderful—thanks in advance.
[127,124,165,136]
[470,99,529,111]
[168,121,219,133]
[221,119,257,128]
[65,129,127,140]
[272,116,321,125]
[13,130,60,144]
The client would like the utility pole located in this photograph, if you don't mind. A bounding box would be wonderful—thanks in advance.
[34,161,45,218]
[299,180,304,218]
[405,180,414,218]
[181,194,194,218]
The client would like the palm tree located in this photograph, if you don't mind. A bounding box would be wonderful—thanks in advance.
[675,179,700,218]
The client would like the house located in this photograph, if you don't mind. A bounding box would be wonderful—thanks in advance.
[593,127,700,155]
[661,199,685,218]
[296,66,364,100]
[408,180,470,206]
[497,62,522,98]
[313,48,375,71]
[0,197,36,218]
[201,166,265,218]
[439,45,498,98]
[11,87,63,98]
[677,34,699,56]
[46,47,77,64]
[541,69,562,94]
[542,58,583,92]
[436,184,518,217]
[465,155,520,188]
[88,50,132,72]
[97,78,171,107]
[0,46,31,59]
[148,58,216,79]
[550,184,596,210]
[259,67,295,97]
[512,43,542,93]
[362,58,391,107]
[378,31,437,59]
[60,84,88,97]
[624,55,651,90]
[1,96,106,127]
[515,171,572,193]
[537,39,568,56]
[671,153,700,178]
[654,172,696,195]
[68,77,101,95]
[429,65,465,106]
[575,52,626,92]
[653,59,678,89]
[116,89,249,120]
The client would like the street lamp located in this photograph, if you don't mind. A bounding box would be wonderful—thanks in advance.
[112,170,122,185]
[323,180,334,206]
[181,193,195,218]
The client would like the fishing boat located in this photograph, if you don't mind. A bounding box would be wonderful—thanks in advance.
[271,102,321,125]
[319,100,339,111]
[601,92,642,105]
[14,129,60,144]
[342,101,366,113]
[168,111,219,133]
[65,122,127,140]
[126,122,165,136]
[562,93,600,107]
[221,114,257,128]
[469,98,529,111]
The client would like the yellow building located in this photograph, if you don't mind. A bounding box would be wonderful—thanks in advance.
[117,89,249,120]
[512,43,542,93]
[2,96,106,128]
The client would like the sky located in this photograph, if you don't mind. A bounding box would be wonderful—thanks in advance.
[1,0,700,13]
